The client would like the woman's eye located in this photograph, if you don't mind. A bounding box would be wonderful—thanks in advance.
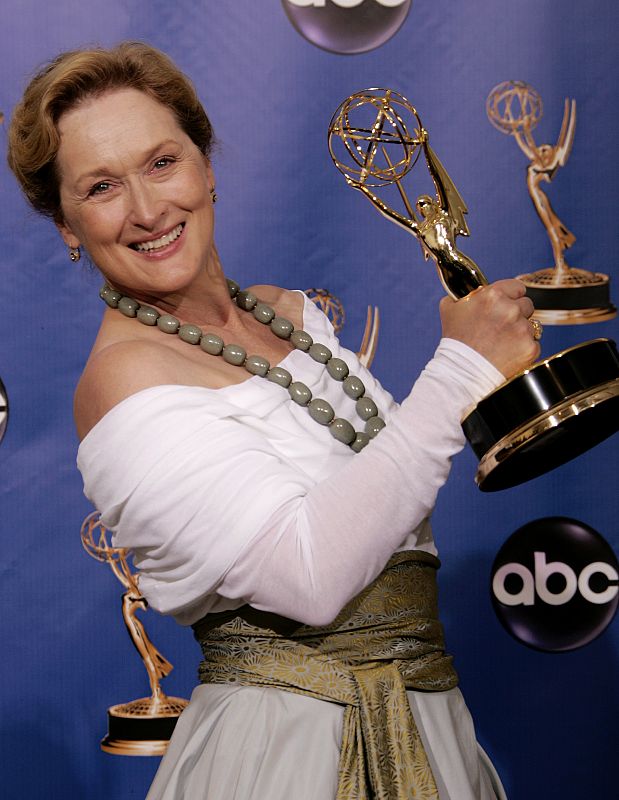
[153,157,174,170]
[88,182,111,196]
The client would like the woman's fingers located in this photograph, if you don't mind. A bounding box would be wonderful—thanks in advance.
[517,294,535,319]
[440,280,541,378]
[488,277,528,299]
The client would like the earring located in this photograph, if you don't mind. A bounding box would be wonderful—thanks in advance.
[69,245,81,263]
[210,188,218,204]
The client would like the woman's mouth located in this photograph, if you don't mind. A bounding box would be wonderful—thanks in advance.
[131,223,184,253]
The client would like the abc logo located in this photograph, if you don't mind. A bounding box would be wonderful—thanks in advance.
[282,0,412,54]
[491,517,618,652]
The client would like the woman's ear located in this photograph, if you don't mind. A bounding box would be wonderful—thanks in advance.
[55,217,79,250]
[204,157,215,189]
[55,218,82,262]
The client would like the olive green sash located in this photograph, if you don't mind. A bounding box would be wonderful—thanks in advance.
[193,551,458,800]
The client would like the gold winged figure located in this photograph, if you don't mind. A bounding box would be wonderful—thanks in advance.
[514,98,577,275]
[349,128,489,300]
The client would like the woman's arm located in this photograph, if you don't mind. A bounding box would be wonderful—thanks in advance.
[218,339,503,626]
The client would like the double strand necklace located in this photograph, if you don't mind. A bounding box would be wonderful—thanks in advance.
[100,279,385,452]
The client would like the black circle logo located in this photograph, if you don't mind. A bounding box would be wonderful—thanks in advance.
[491,517,618,652]
[282,0,412,55]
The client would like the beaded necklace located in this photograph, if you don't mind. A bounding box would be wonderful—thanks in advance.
[99,279,385,452]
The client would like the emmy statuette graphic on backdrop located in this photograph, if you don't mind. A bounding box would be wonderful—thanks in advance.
[305,287,380,368]
[486,81,615,324]
[81,512,188,755]
[328,89,619,490]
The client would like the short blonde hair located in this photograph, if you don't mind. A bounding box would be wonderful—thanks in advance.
[7,42,215,222]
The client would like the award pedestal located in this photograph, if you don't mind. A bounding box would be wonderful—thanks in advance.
[462,338,619,491]
[101,694,189,756]
[518,267,616,324]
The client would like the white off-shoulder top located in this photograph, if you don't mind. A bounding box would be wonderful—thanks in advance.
[77,293,504,626]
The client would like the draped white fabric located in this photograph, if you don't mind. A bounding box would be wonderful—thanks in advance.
[144,685,507,800]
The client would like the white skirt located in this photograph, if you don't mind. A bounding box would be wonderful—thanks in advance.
[146,684,507,800]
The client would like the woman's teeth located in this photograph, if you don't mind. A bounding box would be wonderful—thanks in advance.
[134,224,183,252]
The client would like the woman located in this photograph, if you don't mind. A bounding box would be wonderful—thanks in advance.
[8,42,538,799]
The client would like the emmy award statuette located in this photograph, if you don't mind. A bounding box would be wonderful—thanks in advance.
[328,89,619,490]
[486,81,616,324]
[81,512,188,755]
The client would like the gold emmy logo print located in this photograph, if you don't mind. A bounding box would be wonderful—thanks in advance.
[487,81,616,324]
[81,512,188,755]
[328,88,619,490]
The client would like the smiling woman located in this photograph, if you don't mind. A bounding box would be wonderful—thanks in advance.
[6,41,540,800]
[55,88,217,301]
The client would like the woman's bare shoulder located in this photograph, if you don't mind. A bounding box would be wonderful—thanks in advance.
[248,285,305,325]
[74,339,192,441]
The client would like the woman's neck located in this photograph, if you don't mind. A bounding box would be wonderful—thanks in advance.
[106,250,241,330]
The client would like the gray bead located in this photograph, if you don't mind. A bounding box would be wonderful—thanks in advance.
[290,330,313,351]
[137,305,160,326]
[330,418,356,445]
[343,375,365,400]
[227,278,240,298]
[289,381,312,406]
[178,323,202,345]
[118,296,139,317]
[100,286,121,308]
[253,303,275,324]
[200,333,224,355]
[309,343,332,363]
[355,397,378,421]
[270,316,294,339]
[351,432,371,453]
[365,416,386,438]
[267,367,292,387]
[308,398,335,425]
[236,290,258,311]
[326,357,349,381]
[222,344,246,366]
[157,314,180,334]
[245,355,270,377]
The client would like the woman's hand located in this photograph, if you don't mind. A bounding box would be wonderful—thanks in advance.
[439,279,540,379]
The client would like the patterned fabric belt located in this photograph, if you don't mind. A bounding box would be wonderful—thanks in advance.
[192,550,458,800]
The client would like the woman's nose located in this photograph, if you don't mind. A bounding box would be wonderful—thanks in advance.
[126,180,165,229]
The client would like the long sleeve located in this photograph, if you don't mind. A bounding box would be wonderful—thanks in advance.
[218,339,503,625]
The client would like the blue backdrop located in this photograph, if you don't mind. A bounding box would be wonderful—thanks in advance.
[0,2,616,798]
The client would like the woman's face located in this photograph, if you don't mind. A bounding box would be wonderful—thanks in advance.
[56,88,215,297]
